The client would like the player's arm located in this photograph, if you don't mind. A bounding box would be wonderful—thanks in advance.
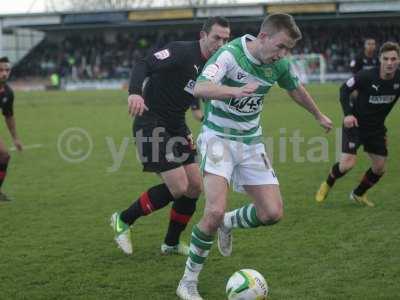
[128,43,185,116]
[194,51,258,100]
[350,56,362,74]
[287,85,333,132]
[194,81,258,100]
[279,61,332,132]
[339,75,360,128]
[3,95,22,151]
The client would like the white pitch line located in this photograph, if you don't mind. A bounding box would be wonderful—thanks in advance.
[10,144,44,151]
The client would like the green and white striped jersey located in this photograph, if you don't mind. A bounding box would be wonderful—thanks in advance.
[198,34,299,144]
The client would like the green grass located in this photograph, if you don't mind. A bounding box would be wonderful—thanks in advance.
[0,85,399,299]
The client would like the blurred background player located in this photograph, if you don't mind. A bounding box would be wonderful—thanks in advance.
[350,38,379,74]
[110,17,230,255]
[0,57,23,202]
[316,42,400,207]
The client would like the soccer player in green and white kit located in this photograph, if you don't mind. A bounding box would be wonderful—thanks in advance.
[176,13,333,300]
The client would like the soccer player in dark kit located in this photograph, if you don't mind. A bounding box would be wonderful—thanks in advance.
[350,37,379,74]
[0,57,23,202]
[110,17,231,255]
[316,42,400,207]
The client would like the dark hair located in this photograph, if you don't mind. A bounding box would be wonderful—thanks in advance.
[0,57,10,63]
[379,41,400,56]
[260,13,302,41]
[202,16,230,33]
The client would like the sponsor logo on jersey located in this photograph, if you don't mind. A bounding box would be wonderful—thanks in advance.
[369,95,396,104]
[154,49,170,60]
[363,65,375,70]
[2,97,7,103]
[184,79,196,95]
[237,71,246,80]
[202,63,219,80]
[228,95,263,114]
[371,84,379,91]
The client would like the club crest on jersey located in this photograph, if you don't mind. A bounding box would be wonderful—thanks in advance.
[394,83,400,90]
[229,95,263,114]
[184,79,196,95]
[154,49,170,60]
[264,67,273,77]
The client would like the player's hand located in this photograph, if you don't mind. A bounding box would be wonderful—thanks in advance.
[233,82,259,98]
[317,113,333,133]
[128,94,148,117]
[13,138,23,151]
[343,115,359,128]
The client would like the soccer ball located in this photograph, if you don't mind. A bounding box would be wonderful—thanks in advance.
[226,269,268,300]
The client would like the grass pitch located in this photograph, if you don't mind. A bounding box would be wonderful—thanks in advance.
[0,84,399,299]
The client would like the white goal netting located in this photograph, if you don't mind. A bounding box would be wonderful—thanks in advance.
[290,54,327,84]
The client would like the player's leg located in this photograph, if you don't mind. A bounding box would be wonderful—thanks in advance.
[120,167,188,226]
[163,133,202,254]
[111,120,183,254]
[217,141,279,256]
[350,133,388,207]
[177,132,234,300]
[162,162,202,255]
[351,154,386,207]
[112,166,188,254]
[316,126,359,202]
[177,173,228,300]
[0,138,11,201]
[218,184,283,256]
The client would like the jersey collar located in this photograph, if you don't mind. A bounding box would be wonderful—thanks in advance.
[241,34,261,65]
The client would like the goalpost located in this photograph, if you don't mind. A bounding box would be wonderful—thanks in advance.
[290,54,327,84]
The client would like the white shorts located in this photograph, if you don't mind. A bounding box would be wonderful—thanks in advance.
[197,131,279,193]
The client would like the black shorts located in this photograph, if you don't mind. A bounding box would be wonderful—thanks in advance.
[341,126,388,156]
[133,116,197,173]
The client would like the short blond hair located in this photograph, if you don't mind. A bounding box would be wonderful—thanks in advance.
[260,13,302,41]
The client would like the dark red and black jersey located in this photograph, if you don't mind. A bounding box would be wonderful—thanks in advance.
[129,41,205,132]
[340,68,400,132]
[350,52,379,74]
[0,83,14,117]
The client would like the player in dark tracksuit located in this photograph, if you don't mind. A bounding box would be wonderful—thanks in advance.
[316,42,400,206]
[0,57,23,202]
[110,17,230,255]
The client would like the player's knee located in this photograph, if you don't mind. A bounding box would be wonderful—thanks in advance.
[168,179,189,199]
[372,164,385,176]
[258,205,283,226]
[0,152,10,163]
[204,208,225,231]
[340,157,356,172]
[187,180,202,198]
